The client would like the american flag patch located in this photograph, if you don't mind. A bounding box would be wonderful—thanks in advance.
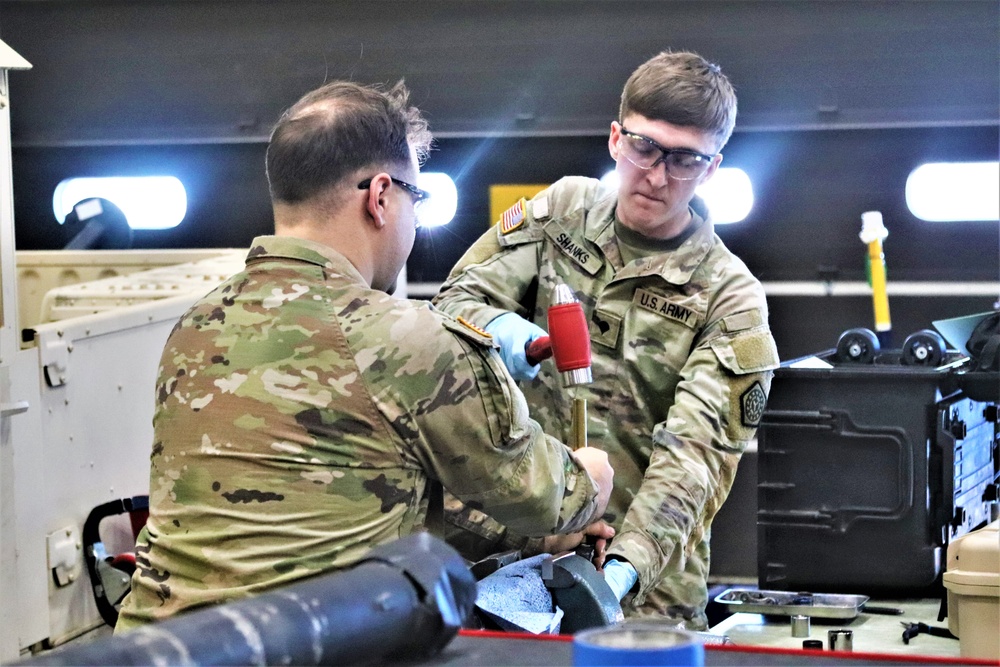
[499,199,526,234]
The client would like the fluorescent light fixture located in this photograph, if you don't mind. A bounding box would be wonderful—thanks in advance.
[696,168,753,224]
[53,176,187,230]
[417,172,457,228]
[598,167,753,224]
[906,162,1000,222]
[600,169,620,192]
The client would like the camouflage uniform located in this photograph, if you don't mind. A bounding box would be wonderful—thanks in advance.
[116,235,600,631]
[433,177,779,629]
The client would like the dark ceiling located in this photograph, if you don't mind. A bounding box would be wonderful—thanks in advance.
[3,0,998,146]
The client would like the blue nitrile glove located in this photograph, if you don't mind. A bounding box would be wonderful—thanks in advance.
[603,559,639,601]
[484,312,548,382]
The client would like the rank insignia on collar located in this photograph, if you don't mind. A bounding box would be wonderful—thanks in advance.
[457,316,492,338]
[499,199,526,234]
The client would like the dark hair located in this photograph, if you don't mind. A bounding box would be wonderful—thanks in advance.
[266,80,432,203]
[620,50,737,150]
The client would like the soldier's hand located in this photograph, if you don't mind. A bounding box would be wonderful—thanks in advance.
[484,312,548,381]
[572,448,613,520]
[539,520,615,560]
[583,520,615,570]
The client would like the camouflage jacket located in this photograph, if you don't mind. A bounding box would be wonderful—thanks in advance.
[434,177,779,629]
[116,235,600,631]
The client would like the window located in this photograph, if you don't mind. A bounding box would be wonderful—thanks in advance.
[416,172,457,228]
[694,168,753,224]
[53,176,188,230]
[906,162,1000,222]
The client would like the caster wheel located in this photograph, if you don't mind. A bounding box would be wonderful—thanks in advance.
[836,327,880,364]
[901,329,946,366]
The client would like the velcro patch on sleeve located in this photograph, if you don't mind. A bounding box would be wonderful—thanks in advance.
[722,309,764,333]
[710,329,780,374]
[499,199,526,235]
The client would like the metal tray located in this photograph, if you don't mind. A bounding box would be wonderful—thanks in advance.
[713,588,869,619]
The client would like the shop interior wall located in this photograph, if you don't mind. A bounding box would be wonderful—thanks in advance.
[11,125,999,359]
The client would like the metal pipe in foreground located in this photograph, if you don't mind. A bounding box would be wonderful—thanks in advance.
[20,532,476,666]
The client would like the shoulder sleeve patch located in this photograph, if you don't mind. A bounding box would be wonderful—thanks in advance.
[499,199,526,235]
[721,309,764,333]
[740,381,767,427]
[443,315,496,347]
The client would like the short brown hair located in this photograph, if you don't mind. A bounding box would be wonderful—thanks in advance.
[620,50,737,150]
[266,80,432,203]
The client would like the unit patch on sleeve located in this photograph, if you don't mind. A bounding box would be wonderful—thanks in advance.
[499,199,526,234]
[740,381,767,428]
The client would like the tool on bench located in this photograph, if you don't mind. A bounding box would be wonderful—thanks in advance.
[900,621,957,644]
[861,604,904,615]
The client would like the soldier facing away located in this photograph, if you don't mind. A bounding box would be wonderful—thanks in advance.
[434,50,780,629]
[115,80,614,630]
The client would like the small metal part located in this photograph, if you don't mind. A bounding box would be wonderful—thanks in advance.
[828,629,853,651]
[900,621,957,644]
[861,604,903,615]
[553,284,576,307]
[791,614,810,638]
[790,592,814,605]
[802,639,824,650]
[562,366,593,386]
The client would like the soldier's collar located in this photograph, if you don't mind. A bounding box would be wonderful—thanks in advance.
[648,202,715,285]
[602,197,716,285]
[245,235,367,283]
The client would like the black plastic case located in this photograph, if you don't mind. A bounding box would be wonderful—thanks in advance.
[756,349,999,594]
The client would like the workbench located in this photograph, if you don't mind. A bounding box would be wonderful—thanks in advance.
[33,598,982,666]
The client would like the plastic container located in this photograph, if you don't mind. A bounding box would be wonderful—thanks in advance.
[943,520,999,660]
[573,622,703,666]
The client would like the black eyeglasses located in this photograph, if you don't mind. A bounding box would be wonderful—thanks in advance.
[618,127,717,181]
[357,176,431,207]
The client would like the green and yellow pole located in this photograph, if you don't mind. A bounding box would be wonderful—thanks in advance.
[861,211,892,347]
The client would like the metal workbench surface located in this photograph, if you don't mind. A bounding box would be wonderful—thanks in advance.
[708,598,961,659]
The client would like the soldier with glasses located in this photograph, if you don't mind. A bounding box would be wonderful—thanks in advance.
[434,50,780,630]
[115,79,614,631]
